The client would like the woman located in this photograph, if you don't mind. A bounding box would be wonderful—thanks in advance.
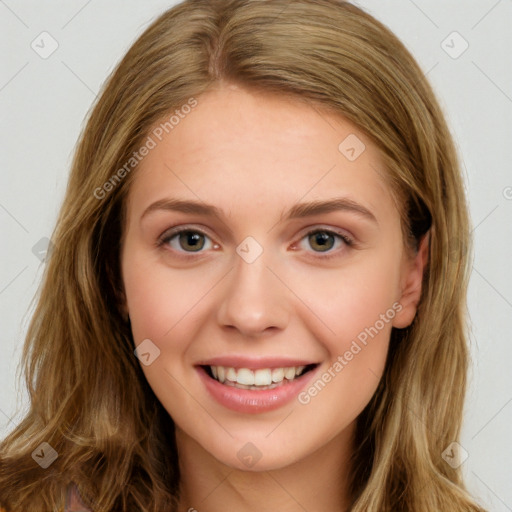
[0,0,487,510]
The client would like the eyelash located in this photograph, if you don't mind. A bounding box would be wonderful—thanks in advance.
[157,225,354,260]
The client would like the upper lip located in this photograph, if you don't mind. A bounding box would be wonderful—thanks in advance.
[196,355,319,370]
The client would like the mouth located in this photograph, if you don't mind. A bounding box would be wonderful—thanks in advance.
[195,361,321,413]
[201,363,318,391]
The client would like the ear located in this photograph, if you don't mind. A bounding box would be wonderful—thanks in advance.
[106,259,130,323]
[392,231,430,329]
[116,283,130,322]
[119,295,130,322]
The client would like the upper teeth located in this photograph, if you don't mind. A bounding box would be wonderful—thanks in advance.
[210,365,307,386]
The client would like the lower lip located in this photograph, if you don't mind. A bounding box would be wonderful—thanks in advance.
[196,365,319,414]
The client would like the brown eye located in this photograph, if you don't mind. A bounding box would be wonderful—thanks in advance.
[307,231,336,252]
[161,229,214,253]
[296,228,353,260]
[177,231,206,252]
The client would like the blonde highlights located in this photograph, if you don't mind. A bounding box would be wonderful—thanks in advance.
[0,1,485,510]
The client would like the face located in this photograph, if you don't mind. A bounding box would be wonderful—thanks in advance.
[120,84,425,471]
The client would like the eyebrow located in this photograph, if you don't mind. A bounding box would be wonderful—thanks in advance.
[140,197,378,225]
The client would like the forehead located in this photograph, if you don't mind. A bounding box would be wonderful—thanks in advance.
[125,85,397,226]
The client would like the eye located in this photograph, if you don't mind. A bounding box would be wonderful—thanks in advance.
[157,226,353,260]
[158,227,216,254]
[296,228,353,258]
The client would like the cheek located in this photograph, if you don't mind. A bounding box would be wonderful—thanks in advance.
[291,252,400,414]
[291,250,401,346]
[121,247,209,343]
[121,248,209,421]
[296,291,393,432]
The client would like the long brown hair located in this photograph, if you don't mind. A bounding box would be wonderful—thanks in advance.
[0,1,486,510]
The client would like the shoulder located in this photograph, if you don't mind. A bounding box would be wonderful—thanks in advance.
[0,485,93,512]
[66,483,93,511]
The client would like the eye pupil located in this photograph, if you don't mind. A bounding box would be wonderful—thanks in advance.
[166,229,344,257]
[180,231,204,251]
[309,231,334,252]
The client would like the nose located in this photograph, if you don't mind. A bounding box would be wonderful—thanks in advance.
[216,247,290,337]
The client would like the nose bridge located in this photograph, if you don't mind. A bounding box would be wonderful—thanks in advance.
[216,238,289,335]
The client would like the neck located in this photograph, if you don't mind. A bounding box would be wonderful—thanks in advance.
[175,422,355,512]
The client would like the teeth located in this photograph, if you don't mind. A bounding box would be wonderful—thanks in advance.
[237,368,255,385]
[271,368,284,383]
[254,369,271,385]
[226,367,237,382]
[209,365,308,387]
[284,367,296,380]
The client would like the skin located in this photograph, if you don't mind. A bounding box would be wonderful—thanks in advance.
[120,83,428,511]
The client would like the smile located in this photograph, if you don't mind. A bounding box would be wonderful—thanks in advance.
[196,361,320,413]
[205,364,315,390]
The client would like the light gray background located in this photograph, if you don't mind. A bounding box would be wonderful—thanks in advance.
[0,1,511,510]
